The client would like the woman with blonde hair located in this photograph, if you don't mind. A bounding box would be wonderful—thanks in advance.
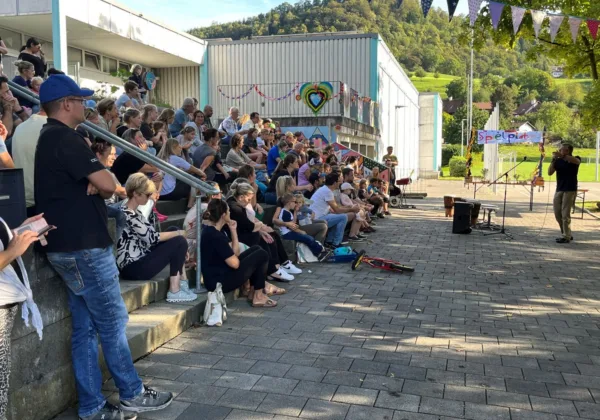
[141,104,164,148]
[117,173,197,302]
[157,138,206,205]
[158,108,175,127]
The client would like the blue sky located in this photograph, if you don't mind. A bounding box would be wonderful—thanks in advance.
[119,0,470,31]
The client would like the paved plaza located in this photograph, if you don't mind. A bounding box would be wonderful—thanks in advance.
[59,180,600,420]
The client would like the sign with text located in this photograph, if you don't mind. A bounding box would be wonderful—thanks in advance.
[477,130,543,144]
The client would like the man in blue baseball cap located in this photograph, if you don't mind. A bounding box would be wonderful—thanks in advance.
[34,75,173,420]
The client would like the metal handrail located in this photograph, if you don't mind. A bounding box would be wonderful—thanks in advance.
[8,80,214,293]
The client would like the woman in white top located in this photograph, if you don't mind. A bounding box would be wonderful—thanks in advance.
[184,110,206,155]
[157,139,206,207]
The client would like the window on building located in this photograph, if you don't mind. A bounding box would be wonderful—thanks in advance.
[103,57,118,73]
[119,61,132,73]
[84,52,101,70]
[350,143,359,152]
[0,27,21,50]
[68,47,82,65]
[359,145,367,156]
[367,146,375,159]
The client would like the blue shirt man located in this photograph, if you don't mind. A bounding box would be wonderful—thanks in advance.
[169,97,195,137]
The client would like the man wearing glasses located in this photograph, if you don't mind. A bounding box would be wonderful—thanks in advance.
[34,75,173,420]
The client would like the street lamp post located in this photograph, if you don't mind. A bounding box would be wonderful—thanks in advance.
[461,119,467,156]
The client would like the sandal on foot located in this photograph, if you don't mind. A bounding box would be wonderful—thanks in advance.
[252,298,277,308]
[265,283,286,296]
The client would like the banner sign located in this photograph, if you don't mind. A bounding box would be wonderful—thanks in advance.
[477,130,543,144]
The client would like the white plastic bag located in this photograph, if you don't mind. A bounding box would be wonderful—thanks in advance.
[297,243,318,263]
[204,283,227,327]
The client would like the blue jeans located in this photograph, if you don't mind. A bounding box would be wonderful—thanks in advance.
[282,231,324,256]
[318,213,348,245]
[47,247,143,418]
[107,202,126,241]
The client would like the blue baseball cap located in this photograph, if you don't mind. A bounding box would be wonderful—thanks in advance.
[39,75,94,104]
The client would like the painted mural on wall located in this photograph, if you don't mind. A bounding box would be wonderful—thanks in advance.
[332,143,390,182]
[298,82,334,115]
[281,126,334,148]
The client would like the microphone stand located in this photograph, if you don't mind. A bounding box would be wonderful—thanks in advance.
[484,158,529,238]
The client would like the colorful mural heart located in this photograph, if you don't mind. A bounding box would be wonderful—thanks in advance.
[299,82,333,115]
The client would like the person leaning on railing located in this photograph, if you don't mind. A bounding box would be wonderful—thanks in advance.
[111,128,160,185]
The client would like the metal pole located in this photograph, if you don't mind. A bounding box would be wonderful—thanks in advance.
[461,119,466,156]
[194,193,208,294]
[596,131,599,182]
[468,30,474,136]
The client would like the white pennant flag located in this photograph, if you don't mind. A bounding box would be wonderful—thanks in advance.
[569,17,582,43]
[468,0,484,26]
[548,15,565,42]
[531,10,547,38]
[511,6,527,35]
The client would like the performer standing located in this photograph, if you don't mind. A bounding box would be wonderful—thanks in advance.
[548,144,580,244]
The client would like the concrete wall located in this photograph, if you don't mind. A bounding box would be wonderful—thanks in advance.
[418,93,442,173]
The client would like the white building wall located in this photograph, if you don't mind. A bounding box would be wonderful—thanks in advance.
[418,93,442,173]
[154,66,200,109]
[377,38,419,175]
[207,34,372,120]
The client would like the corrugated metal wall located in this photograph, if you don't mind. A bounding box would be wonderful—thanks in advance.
[208,35,372,120]
[377,40,420,173]
[153,66,200,109]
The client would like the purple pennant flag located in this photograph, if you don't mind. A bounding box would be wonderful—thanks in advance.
[447,0,459,21]
[531,10,547,38]
[489,1,505,30]
[548,15,564,42]
[588,20,600,40]
[468,0,484,26]
[569,17,582,43]
[511,6,526,34]
[421,0,433,18]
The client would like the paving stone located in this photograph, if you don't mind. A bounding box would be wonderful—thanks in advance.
[510,409,558,420]
[409,356,447,370]
[464,402,510,420]
[136,400,189,420]
[501,355,540,370]
[312,355,354,371]
[487,389,531,410]
[375,391,420,412]
[418,397,464,417]
[175,384,228,405]
[350,359,391,375]
[175,402,231,420]
[546,383,594,402]
[505,378,549,397]
[213,371,262,390]
[177,353,223,368]
[177,367,225,385]
[387,365,426,381]
[224,409,275,420]
[332,385,378,406]
[322,369,366,387]
[375,351,411,365]
[278,351,318,366]
[252,376,299,395]
[529,396,579,416]
[217,388,267,410]
[240,335,280,348]
[465,374,506,391]
[447,359,484,375]
[523,369,565,385]
[402,379,444,398]
[574,401,600,419]
[212,357,257,373]
[339,347,378,360]
[425,369,465,386]
[345,405,395,420]
[245,347,286,362]
[538,360,580,374]
[392,412,443,420]
[291,380,338,401]
[443,385,486,404]
[285,365,328,382]
[484,364,523,379]
[361,374,405,393]
[563,373,600,389]
[142,362,189,380]
[257,394,308,417]
[299,398,350,419]
[272,338,310,352]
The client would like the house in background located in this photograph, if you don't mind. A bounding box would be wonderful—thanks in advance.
[514,121,537,132]
[442,99,493,115]
[514,99,542,116]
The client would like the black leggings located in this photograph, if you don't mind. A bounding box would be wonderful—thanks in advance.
[369,196,382,214]
[161,179,191,201]
[259,232,289,274]
[205,245,268,293]
[121,235,188,279]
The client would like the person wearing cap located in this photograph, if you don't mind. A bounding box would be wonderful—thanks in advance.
[33,75,173,420]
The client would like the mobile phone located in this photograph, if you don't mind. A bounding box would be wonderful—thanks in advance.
[15,218,54,236]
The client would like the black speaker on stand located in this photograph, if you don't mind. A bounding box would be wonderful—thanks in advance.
[0,169,27,228]
[453,201,473,234]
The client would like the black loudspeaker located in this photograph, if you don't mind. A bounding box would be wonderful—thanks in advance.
[453,202,473,234]
[0,169,27,228]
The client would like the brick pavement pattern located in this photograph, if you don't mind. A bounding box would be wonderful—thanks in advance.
[63,181,600,419]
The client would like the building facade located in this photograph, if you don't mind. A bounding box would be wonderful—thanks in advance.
[418,92,443,175]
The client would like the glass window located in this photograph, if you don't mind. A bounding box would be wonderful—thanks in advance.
[118,61,131,72]
[359,145,367,156]
[68,47,82,64]
[0,27,21,50]
[367,146,375,159]
[84,52,101,70]
[103,57,118,73]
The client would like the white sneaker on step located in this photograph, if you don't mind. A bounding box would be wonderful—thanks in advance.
[281,261,302,274]
[273,268,294,282]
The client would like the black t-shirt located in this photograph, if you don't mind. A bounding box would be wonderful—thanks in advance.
[226,197,260,246]
[267,169,290,193]
[34,118,112,253]
[111,152,146,184]
[555,156,581,192]
[117,125,129,138]
[140,122,154,141]
[18,52,46,78]
[200,225,234,291]
[243,136,258,154]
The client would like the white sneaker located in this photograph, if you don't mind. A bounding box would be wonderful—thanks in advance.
[180,280,198,300]
[273,268,295,282]
[281,261,302,274]
[167,289,197,303]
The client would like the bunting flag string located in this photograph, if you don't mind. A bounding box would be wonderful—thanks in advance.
[587,20,599,40]
[549,15,565,43]
[489,1,505,30]
[468,0,484,26]
[217,85,255,100]
[421,0,433,18]
[531,10,546,38]
[569,17,582,43]
[510,6,526,35]
[447,0,459,21]
[254,84,300,101]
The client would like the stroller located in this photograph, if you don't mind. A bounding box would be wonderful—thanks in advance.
[389,169,416,209]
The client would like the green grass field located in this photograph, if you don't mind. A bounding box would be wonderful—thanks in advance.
[410,73,593,98]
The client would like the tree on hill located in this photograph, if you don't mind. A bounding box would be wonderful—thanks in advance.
[443,105,490,145]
